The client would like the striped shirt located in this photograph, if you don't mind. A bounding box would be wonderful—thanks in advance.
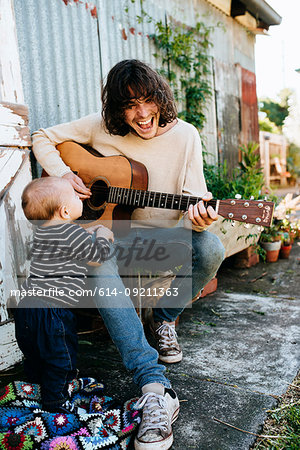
[22,223,110,306]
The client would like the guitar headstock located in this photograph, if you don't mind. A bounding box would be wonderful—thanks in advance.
[216,199,274,227]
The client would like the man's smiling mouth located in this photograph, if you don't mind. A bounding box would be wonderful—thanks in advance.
[136,117,154,130]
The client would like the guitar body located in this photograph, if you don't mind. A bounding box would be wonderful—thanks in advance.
[56,142,148,230]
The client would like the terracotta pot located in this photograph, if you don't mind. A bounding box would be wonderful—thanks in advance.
[261,241,281,263]
[266,249,280,262]
[280,244,292,259]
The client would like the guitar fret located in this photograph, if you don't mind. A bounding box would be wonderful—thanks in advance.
[135,190,140,206]
[182,196,189,210]
[150,192,155,207]
[178,196,182,210]
[117,187,121,203]
[107,187,113,203]
[124,188,130,205]
[129,189,133,205]
[142,190,146,207]
[113,187,116,203]
[170,194,175,209]
[111,186,117,203]
[154,192,160,208]
[173,195,181,210]
[121,188,126,204]
[158,192,162,208]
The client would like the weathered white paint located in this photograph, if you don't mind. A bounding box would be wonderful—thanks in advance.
[0,103,31,147]
[0,0,24,103]
[0,152,32,289]
[0,152,32,370]
[0,149,28,193]
[0,321,23,371]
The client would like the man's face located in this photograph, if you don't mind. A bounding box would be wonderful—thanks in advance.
[124,97,160,139]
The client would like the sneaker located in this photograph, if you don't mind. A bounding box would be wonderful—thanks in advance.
[58,400,87,415]
[134,384,179,450]
[150,320,183,363]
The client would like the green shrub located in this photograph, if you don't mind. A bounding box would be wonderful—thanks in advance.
[204,142,265,200]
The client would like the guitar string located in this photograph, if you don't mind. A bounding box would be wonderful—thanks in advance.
[89,186,267,206]
[88,186,219,209]
[87,186,262,206]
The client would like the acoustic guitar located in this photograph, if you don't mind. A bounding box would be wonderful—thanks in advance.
[45,141,274,231]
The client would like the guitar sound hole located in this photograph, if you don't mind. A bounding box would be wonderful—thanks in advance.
[76,179,109,223]
[89,179,109,208]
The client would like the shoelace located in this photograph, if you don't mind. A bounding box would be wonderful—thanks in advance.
[62,400,75,412]
[135,392,169,435]
[62,401,87,415]
[156,323,179,350]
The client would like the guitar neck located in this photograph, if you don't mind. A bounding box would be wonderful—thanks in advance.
[106,186,274,226]
[108,186,211,211]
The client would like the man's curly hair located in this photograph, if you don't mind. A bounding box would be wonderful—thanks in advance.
[102,59,177,136]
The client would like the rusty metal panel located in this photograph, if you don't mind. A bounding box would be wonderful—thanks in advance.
[213,59,240,169]
[239,65,259,145]
[13,0,101,132]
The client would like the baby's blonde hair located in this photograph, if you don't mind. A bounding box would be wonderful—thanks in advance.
[22,177,66,221]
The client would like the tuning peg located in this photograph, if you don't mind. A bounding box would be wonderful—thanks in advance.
[235,194,242,199]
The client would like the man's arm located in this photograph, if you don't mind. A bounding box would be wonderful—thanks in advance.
[32,113,100,198]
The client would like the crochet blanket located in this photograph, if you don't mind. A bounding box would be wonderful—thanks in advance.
[0,378,141,449]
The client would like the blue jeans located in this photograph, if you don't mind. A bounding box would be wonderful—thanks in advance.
[14,298,78,410]
[90,227,225,389]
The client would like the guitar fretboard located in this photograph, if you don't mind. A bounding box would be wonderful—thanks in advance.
[107,186,216,211]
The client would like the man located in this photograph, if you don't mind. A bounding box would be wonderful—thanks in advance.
[32,59,225,449]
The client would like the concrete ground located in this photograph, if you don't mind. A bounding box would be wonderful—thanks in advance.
[76,238,299,449]
[1,237,299,449]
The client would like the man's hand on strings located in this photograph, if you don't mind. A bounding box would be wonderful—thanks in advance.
[62,172,91,199]
[188,192,218,229]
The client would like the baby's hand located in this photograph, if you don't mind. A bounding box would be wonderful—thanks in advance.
[86,224,100,234]
[95,225,114,243]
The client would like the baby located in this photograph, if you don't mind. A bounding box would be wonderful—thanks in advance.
[14,176,113,412]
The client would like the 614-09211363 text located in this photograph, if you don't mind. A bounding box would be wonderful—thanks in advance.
[10,286,179,300]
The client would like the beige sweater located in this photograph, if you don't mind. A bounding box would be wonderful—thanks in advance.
[32,113,207,229]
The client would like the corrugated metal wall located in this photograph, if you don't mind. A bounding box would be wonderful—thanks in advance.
[13,0,101,130]
[13,0,258,167]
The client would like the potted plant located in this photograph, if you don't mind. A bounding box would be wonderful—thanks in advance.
[280,232,292,259]
[259,221,282,262]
